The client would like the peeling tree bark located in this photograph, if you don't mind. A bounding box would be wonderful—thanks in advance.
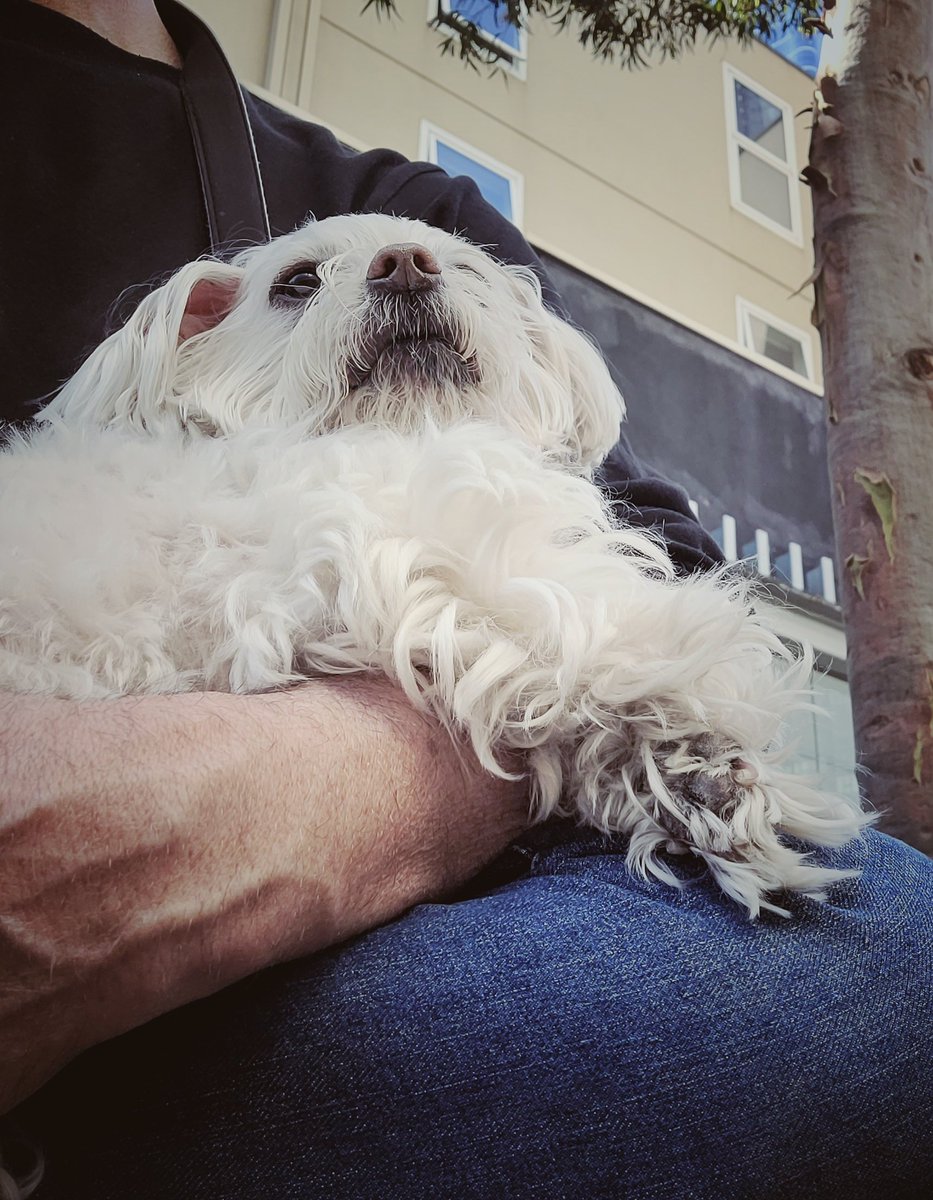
[811,0,933,850]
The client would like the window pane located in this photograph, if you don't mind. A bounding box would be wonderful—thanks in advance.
[812,675,859,773]
[448,1,522,53]
[734,81,786,159]
[811,674,861,804]
[738,147,792,228]
[433,140,514,220]
[785,674,860,804]
[784,702,819,767]
[747,313,808,377]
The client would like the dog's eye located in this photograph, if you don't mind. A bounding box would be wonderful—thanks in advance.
[284,270,319,291]
[455,262,486,278]
[270,265,321,306]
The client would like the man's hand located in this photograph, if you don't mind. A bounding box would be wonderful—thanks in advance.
[0,679,528,1113]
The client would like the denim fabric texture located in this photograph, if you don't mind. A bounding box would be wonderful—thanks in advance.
[20,825,933,1199]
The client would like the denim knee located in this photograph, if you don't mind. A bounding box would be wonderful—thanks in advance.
[20,828,933,1199]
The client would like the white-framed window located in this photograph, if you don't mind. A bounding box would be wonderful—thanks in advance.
[736,297,813,381]
[723,65,802,243]
[432,1,527,78]
[420,121,524,227]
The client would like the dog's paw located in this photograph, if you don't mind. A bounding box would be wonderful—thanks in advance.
[567,732,871,919]
[638,734,870,917]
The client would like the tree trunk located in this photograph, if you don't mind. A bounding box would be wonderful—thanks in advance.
[810,0,933,850]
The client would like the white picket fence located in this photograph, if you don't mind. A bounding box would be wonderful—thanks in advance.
[689,502,837,604]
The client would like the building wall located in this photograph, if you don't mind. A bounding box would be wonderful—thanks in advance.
[187,0,276,83]
[543,253,834,564]
[186,0,822,387]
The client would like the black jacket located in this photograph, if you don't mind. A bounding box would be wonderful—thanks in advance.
[0,0,721,572]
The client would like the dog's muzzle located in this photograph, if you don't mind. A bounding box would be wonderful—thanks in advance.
[346,243,479,391]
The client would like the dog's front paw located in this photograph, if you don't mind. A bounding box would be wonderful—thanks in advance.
[568,730,870,919]
[639,734,870,918]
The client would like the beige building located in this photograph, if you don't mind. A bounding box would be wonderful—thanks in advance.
[186,0,858,796]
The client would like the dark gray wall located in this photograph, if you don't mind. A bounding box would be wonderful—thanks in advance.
[540,252,835,572]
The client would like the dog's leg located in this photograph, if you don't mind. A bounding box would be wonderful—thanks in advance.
[404,552,864,918]
[281,432,867,917]
[558,575,871,918]
[381,566,865,919]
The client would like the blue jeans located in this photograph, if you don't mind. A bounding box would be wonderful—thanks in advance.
[18,824,933,1198]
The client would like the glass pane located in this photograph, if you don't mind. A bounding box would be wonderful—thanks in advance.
[433,140,514,221]
[738,148,793,228]
[758,25,823,79]
[784,703,819,767]
[747,313,808,377]
[450,1,522,53]
[734,81,786,159]
[785,674,861,804]
[811,675,859,772]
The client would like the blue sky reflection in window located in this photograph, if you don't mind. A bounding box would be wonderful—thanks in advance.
[433,139,515,221]
[758,21,823,77]
[443,2,522,54]
[735,82,786,157]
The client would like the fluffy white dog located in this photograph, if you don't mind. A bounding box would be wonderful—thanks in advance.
[0,213,868,917]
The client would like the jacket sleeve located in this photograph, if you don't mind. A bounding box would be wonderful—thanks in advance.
[371,164,725,575]
[596,439,724,575]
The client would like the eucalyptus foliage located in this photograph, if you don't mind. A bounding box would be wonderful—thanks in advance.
[363,2,830,71]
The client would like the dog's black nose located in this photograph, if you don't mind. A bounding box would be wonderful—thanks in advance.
[366,243,442,295]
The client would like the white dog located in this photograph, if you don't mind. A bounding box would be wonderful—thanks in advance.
[0,213,868,917]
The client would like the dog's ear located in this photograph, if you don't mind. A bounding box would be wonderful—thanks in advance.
[504,270,624,470]
[531,308,626,469]
[40,261,244,431]
[178,275,242,341]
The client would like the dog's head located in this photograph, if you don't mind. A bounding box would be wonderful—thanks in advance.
[46,213,624,468]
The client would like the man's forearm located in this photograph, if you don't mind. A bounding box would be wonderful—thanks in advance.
[0,680,527,1112]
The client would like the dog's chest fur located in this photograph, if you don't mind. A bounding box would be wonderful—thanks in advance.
[0,419,613,701]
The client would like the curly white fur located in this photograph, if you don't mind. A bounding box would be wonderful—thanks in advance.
[2,213,869,917]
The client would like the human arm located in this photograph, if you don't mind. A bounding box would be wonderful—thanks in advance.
[0,678,528,1114]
